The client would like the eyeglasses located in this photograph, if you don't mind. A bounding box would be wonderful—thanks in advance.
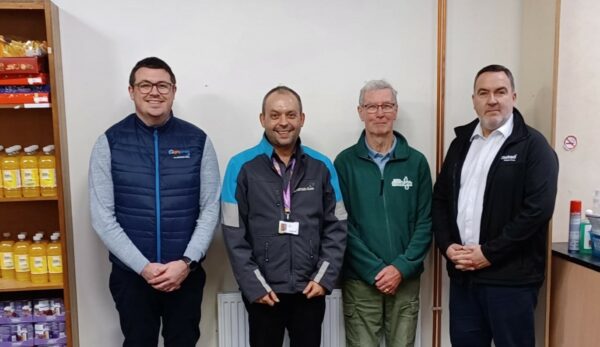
[134,81,174,94]
[362,103,396,114]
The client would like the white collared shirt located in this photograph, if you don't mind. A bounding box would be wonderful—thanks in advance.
[457,114,514,245]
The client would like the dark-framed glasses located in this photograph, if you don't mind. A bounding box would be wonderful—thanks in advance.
[135,81,174,94]
[362,103,396,114]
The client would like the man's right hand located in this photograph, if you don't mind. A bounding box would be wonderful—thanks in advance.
[446,243,471,265]
[255,291,280,306]
[141,263,167,282]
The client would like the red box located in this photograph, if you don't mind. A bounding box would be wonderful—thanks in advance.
[0,92,49,104]
[0,57,47,74]
[0,73,48,85]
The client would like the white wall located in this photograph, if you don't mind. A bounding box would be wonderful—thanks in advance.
[54,1,437,346]
[553,0,600,242]
[444,1,556,346]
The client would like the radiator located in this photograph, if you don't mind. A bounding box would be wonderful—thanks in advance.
[217,289,345,347]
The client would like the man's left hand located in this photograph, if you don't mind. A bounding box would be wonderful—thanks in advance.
[148,260,190,292]
[375,265,402,295]
[454,244,491,271]
[303,281,326,299]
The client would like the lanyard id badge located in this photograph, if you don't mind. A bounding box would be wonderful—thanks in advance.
[278,220,300,235]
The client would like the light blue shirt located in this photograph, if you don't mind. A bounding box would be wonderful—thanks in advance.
[365,136,396,174]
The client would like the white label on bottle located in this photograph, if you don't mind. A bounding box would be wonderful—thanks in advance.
[16,254,29,272]
[1,252,14,269]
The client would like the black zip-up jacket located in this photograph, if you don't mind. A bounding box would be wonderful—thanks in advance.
[433,108,558,286]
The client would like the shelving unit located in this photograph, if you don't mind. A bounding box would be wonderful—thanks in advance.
[0,1,74,346]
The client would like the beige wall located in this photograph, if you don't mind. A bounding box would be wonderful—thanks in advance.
[553,0,600,242]
[55,1,437,346]
[52,0,560,345]
[444,1,556,346]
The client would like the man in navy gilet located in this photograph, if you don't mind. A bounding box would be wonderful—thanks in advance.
[89,57,220,346]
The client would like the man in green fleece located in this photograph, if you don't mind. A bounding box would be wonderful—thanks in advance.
[334,80,432,347]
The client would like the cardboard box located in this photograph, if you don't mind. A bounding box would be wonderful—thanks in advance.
[0,57,47,74]
[0,323,34,346]
[0,93,49,104]
[0,73,48,85]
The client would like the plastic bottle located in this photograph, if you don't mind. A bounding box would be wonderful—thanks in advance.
[579,219,592,255]
[47,233,63,283]
[593,190,600,214]
[34,232,48,247]
[38,145,57,197]
[568,200,582,253]
[0,232,15,279]
[13,232,30,282]
[20,145,40,198]
[0,144,4,198]
[2,145,23,198]
[29,234,48,283]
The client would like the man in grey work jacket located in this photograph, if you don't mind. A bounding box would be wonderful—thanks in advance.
[221,85,347,347]
[89,57,220,347]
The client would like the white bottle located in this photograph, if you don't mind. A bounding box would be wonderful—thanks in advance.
[593,190,600,214]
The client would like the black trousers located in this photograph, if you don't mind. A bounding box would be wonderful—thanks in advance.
[243,293,326,347]
[109,264,206,347]
[449,279,539,347]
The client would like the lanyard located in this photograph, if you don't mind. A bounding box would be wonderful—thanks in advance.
[272,157,296,219]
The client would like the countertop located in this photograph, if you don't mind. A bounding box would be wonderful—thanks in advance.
[552,242,600,272]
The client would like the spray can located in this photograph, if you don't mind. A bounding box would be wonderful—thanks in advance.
[568,200,582,253]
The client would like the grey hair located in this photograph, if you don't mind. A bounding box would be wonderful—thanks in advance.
[359,80,398,105]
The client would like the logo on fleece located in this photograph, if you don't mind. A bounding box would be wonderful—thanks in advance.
[392,176,413,190]
[168,149,191,159]
[500,154,518,162]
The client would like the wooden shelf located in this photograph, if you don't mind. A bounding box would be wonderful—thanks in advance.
[0,2,44,10]
[0,277,62,292]
[0,103,51,109]
[0,196,58,203]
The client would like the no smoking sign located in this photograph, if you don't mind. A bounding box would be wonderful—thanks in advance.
[563,135,578,151]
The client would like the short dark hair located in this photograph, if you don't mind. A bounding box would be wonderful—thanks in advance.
[261,86,303,114]
[129,57,176,86]
[474,64,515,91]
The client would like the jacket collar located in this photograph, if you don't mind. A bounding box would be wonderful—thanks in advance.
[355,130,410,160]
[133,112,175,133]
[258,134,305,159]
[454,107,529,144]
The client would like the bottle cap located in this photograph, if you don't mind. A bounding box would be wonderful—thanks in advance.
[42,144,55,153]
[5,145,22,154]
[33,235,42,241]
[17,233,26,240]
[0,145,4,151]
[24,145,39,153]
[570,200,582,212]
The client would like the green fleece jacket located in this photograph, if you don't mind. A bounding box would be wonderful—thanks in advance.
[334,131,432,284]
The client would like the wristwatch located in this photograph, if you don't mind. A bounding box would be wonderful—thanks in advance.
[181,256,199,271]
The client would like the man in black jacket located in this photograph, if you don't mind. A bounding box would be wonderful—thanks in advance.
[433,64,558,347]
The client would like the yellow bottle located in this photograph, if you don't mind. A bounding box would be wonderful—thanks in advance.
[0,232,15,279]
[2,145,22,198]
[0,145,4,198]
[29,234,48,283]
[20,145,40,198]
[39,145,57,197]
[14,232,30,282]
[47,233,63,283]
